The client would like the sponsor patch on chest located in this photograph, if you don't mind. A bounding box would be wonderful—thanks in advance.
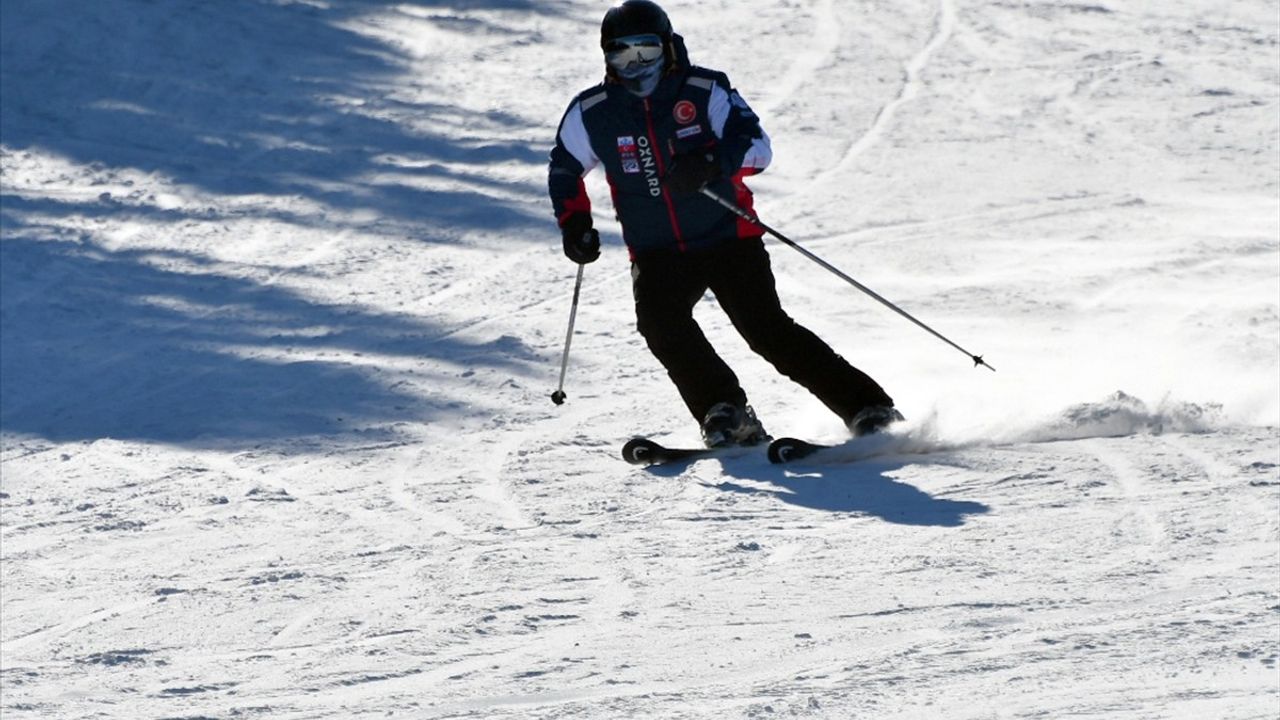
[676,125,702,139]
[617,136,640,174]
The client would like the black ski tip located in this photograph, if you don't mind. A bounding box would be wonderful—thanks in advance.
[622,437,661,465]
[767,437,826,464]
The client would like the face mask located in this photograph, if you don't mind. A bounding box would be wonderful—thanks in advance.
[616,59,665,96]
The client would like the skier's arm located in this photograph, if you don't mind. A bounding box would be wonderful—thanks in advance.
[549,100,600,227]
[708,80,772,176]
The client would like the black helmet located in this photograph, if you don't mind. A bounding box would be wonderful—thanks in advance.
[600,1,672,49]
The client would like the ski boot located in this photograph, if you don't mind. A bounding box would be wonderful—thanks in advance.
[848,405,905,437]
[701,402,770,449]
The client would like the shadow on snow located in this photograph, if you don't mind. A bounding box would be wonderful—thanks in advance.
[0,0,569,231]
[0,0,572,447]
[711,461,990,528]
[0,231,536,447]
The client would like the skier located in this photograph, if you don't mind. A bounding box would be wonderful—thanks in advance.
[548,0,900,448]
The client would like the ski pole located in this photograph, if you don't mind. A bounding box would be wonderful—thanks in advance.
[700,187,995,372]
[550,264,585,405]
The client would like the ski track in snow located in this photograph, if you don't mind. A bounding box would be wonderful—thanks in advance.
[809,0,959,191]
[752,0,841,121]
[2,1,1279,718]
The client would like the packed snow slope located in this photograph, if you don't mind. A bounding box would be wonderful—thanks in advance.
[2,1,1278,718]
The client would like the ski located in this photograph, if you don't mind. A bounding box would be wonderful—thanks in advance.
[621,437,719,465]
[621,437,768,466]
[767,437,831,464]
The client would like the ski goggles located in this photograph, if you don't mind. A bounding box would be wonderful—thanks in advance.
[604,34,665,73]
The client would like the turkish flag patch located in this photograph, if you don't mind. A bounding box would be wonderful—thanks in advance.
[673,100,697,124]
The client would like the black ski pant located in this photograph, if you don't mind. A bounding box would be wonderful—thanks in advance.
[631,237,893,426]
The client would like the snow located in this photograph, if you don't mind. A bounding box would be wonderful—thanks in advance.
[1,0,1277,718]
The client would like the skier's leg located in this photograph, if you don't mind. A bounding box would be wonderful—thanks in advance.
[632,253,746,422]
[708,238,893,424]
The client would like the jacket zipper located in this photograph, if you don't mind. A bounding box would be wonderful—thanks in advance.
[643,98,686,251]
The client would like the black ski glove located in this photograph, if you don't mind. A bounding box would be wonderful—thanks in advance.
[561,212,600,264]
[663,147,722,194]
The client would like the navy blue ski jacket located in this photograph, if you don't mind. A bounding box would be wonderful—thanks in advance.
[548,35,772,257]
